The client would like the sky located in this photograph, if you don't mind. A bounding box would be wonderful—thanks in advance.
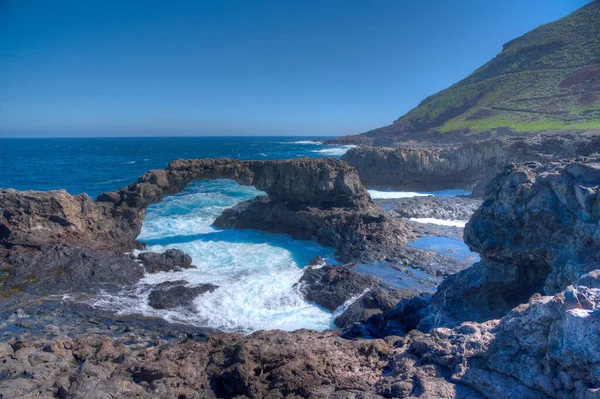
[0,0,593,138]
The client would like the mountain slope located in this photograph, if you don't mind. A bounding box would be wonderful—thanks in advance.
[331,1,600,145]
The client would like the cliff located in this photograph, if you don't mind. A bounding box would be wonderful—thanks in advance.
[341,133,600,193]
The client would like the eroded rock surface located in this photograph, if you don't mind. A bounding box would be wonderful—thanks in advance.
[147,281,219,310]
[138,248,195,274]
[427,157,600,328]
[343,134,600,193]
[1,158,412,264]
[376,196,482,221]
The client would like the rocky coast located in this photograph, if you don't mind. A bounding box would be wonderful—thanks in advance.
[1,154,600,398]
[341,133,600,195]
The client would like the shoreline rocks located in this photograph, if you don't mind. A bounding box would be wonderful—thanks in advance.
[3,153,600,398]
[375,196,483,221]
[342,133,600,194]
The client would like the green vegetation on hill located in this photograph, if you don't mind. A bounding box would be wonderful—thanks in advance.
[352,1,600,141]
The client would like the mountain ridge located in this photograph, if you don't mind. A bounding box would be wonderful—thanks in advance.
[329,1,600,145]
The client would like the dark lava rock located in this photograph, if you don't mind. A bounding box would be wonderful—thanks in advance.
[333,286,418,330]
[1,245,144,295]
[138,249,195,273]
[296,265,380,311]
[410,156,600,331]
[147,281,218,310]
[214,196,415,264]
[341,133,600,193]
[376,196,483,221]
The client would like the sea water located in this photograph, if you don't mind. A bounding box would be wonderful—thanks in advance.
[0,137,354,332]
[0,137,474,332]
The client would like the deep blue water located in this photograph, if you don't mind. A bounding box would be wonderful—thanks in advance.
[0,137,353,198]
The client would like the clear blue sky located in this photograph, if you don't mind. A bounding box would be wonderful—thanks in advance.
[0,0,592,137]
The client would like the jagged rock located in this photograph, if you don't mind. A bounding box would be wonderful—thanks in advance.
[296,265,380,311]
[342,134,600,193]
[333,286,417,331]
[147,281,218,310]
[138,248,195,273]
[215,196,415,263]
[0,330,394,399]
[578,270,600,289]
[0,158,396,262]
[375,196,483,220]
[297,264,421,330]
[1,245,144,295]
[401,156,600,330]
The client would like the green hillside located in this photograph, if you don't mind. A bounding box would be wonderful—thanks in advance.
[340,1,600,143]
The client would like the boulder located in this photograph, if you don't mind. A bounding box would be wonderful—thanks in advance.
[138,249,194,273]
[147,281,218,310]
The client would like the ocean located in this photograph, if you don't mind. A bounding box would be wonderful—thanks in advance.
[0,136,474,333]
[0,137,357,332]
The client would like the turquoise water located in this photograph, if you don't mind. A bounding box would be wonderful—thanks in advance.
[1,137,355,332]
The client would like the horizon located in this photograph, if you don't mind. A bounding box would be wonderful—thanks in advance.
[1,0,592,138]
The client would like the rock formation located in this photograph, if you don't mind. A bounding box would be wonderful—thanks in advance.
[3,153,600,398]
[357,155,600,336]
[1,158,407,263]
[342,134,600,193]
[3,282,599,398]
[147,281,219,310]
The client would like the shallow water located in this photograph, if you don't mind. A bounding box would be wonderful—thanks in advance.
[409,236,480,263]
[409,218,467,227]
[354,263,442,292]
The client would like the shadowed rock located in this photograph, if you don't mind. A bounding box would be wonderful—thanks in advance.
[147,281,219,310]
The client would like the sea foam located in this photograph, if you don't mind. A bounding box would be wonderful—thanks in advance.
[93,179,334,333]
[310,145,357,156]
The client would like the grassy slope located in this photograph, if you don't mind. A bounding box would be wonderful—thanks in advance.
[369,1,600,139]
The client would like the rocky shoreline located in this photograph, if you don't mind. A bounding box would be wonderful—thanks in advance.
[1,153,600,398]
[341,133,600,195]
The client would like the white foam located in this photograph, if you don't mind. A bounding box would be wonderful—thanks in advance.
[331,288,370,319]
[408,218,467,227]
[369,190,432,199]
[281,140,322,145]
[310,145,357,156]
[95,179,335,333]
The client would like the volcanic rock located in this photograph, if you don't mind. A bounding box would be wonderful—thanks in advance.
[376,196,483,221]
[147,281,219,310]
[342,134,600,194]
[138,248,195,273]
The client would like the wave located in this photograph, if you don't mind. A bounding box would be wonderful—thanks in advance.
[281,140,322,145]
[368,190,432,199]
[118,160,136,165]
[408,218,467,227]
[368,189,472,199]
[310,145,357,156]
